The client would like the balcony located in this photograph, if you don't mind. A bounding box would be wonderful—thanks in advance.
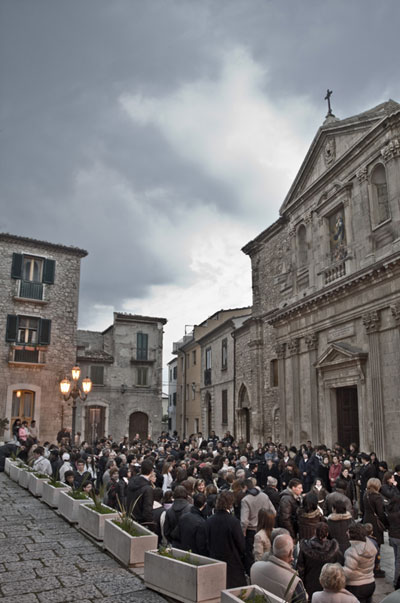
[204,368,212,386]
[324,261,346,284]
[15,280,45,301]
[9,346,46,365]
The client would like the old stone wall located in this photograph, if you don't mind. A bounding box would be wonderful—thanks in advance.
[0,234,86,443]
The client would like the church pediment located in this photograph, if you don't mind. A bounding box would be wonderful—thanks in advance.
[280,100,400,214]
[315,342,367,369]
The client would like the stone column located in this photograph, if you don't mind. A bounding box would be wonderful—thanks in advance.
[305,332,319,444]
[287,337,300,445]
[381,138,400,231]
[362,310,385,459]
[275,342,286,443]
[356,166,374,263]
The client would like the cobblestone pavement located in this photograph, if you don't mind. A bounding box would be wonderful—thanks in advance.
[0,473,167,603]
[0,472,397,603]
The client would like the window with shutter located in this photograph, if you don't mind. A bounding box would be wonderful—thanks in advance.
[91,365,104,385]
[42,259,55,284]
[6,315,18,342]
[39,319,51,345]
[137,367,148,386]
[137,332,148,360]
[222,390,228,424]
[11,253,23,279]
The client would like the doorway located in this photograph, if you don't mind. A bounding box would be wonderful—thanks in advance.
[129,412,148,441]
[85,405,105,444]
[336,386,359,450]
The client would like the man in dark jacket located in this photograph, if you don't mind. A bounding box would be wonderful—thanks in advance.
[359,453,377,515]
[126,458,155,527]
[264,476,280,513]
[164,485,191,547]
[179,493,208,556]
[324,478,353,515]
[278,478,303,541]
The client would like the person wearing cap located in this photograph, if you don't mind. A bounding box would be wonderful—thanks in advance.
[59,453,73,482]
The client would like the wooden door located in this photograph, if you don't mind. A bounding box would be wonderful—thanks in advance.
[11,390,35,424]
[129,412,148,441]
[85,405,105,444]
[336,387,359,450]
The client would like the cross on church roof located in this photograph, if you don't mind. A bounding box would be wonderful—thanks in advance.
[325,89,334,117]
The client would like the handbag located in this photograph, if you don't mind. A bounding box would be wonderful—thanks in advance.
[368,494,386,531]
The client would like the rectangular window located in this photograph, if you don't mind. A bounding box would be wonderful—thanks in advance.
[91,365,104,385]
[221,338,228,370]
[11,254,55,300]
[271,359,279,387]
[136,332,148,360]
[173,366,177,380]
[206,347,212,370]
[18,317,39,344]
[23,256,43,283]
[12,390,35,424]
[192,383,196,400]
[194,418,199,433]
[192,350,197,365]
[222,390,228,424]
[137,367,148,386]
[173,392,176,406]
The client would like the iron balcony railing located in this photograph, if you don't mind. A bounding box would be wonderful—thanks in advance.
[19,280,44,300]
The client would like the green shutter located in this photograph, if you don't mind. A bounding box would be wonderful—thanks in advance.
[42,259,55,284]
[11,253,23,279]
[39,319,51,345]
[137,332,148,360]
[6,315,18,342]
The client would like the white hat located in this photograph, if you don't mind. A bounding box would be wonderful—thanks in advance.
[62,453,70,461]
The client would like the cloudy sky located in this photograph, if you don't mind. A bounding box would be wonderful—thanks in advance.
[1,0,400,383]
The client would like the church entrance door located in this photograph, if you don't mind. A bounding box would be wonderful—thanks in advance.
[336,387,359,450]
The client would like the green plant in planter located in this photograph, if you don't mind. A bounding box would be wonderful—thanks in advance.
[112,495,143,537]
[47,475,66,488]
[0,417,9,436]
[158,546,202,566]
[238,575,302,603]
[10,450,20,461]
[87,485,115,514]
[17,461,27,468]
[67,489,89,500]
[33,472,49,479]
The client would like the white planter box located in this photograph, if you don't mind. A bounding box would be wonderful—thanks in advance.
[4,458,16,475]
[42,481,70,508]
[19,468,34,489]
[144,548,227,603]
[78,503,119,540]
[9,463,23,482]
[221,585,284,603]
[28,473,49,497]
[104,518,158,567]
[58,491,90,523]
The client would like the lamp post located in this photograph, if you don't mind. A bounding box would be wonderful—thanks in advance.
[60,365,92,444]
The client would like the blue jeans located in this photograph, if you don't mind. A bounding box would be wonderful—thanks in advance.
[389,536,400,586]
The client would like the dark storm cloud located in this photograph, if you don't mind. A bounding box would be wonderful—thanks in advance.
[1,0,400,329]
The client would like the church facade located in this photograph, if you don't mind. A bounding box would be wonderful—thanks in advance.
[239,100,400,464]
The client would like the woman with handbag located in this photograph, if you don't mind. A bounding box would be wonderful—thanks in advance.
[363,477,388,577]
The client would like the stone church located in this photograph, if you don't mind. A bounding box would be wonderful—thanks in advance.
[238,99,400,464]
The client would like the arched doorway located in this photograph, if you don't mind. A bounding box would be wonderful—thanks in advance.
[237,385,250,444]
[129,412,148,442]
[85,405,105,444]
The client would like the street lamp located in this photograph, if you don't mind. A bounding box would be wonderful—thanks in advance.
[60,366,92,444]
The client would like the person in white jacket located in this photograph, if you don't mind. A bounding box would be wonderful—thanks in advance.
[162,462,173,493]
[32,446,52,476]
[343,523,376,603]
[59,453,73,482]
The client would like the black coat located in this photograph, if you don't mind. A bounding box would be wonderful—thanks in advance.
[164,499,191,547]
[179,506,208,556]
[297,537,343,598]
[278,488,301,540]
[363,490,388,545]
[359,463,377,492]
[126,475,154,527]
[327,512,354,553]
[205,510,246,588]
[264,486,280,513]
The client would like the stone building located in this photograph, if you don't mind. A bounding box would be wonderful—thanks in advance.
[173,307,251,438]
[0,233,87,443]
[76,312,166,443]
[198,312,251,438]
[240,99,400,463]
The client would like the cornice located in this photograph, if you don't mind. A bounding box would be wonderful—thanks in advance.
[267,252,400,325]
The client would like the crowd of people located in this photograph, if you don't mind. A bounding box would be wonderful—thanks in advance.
[3,424,400,603]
